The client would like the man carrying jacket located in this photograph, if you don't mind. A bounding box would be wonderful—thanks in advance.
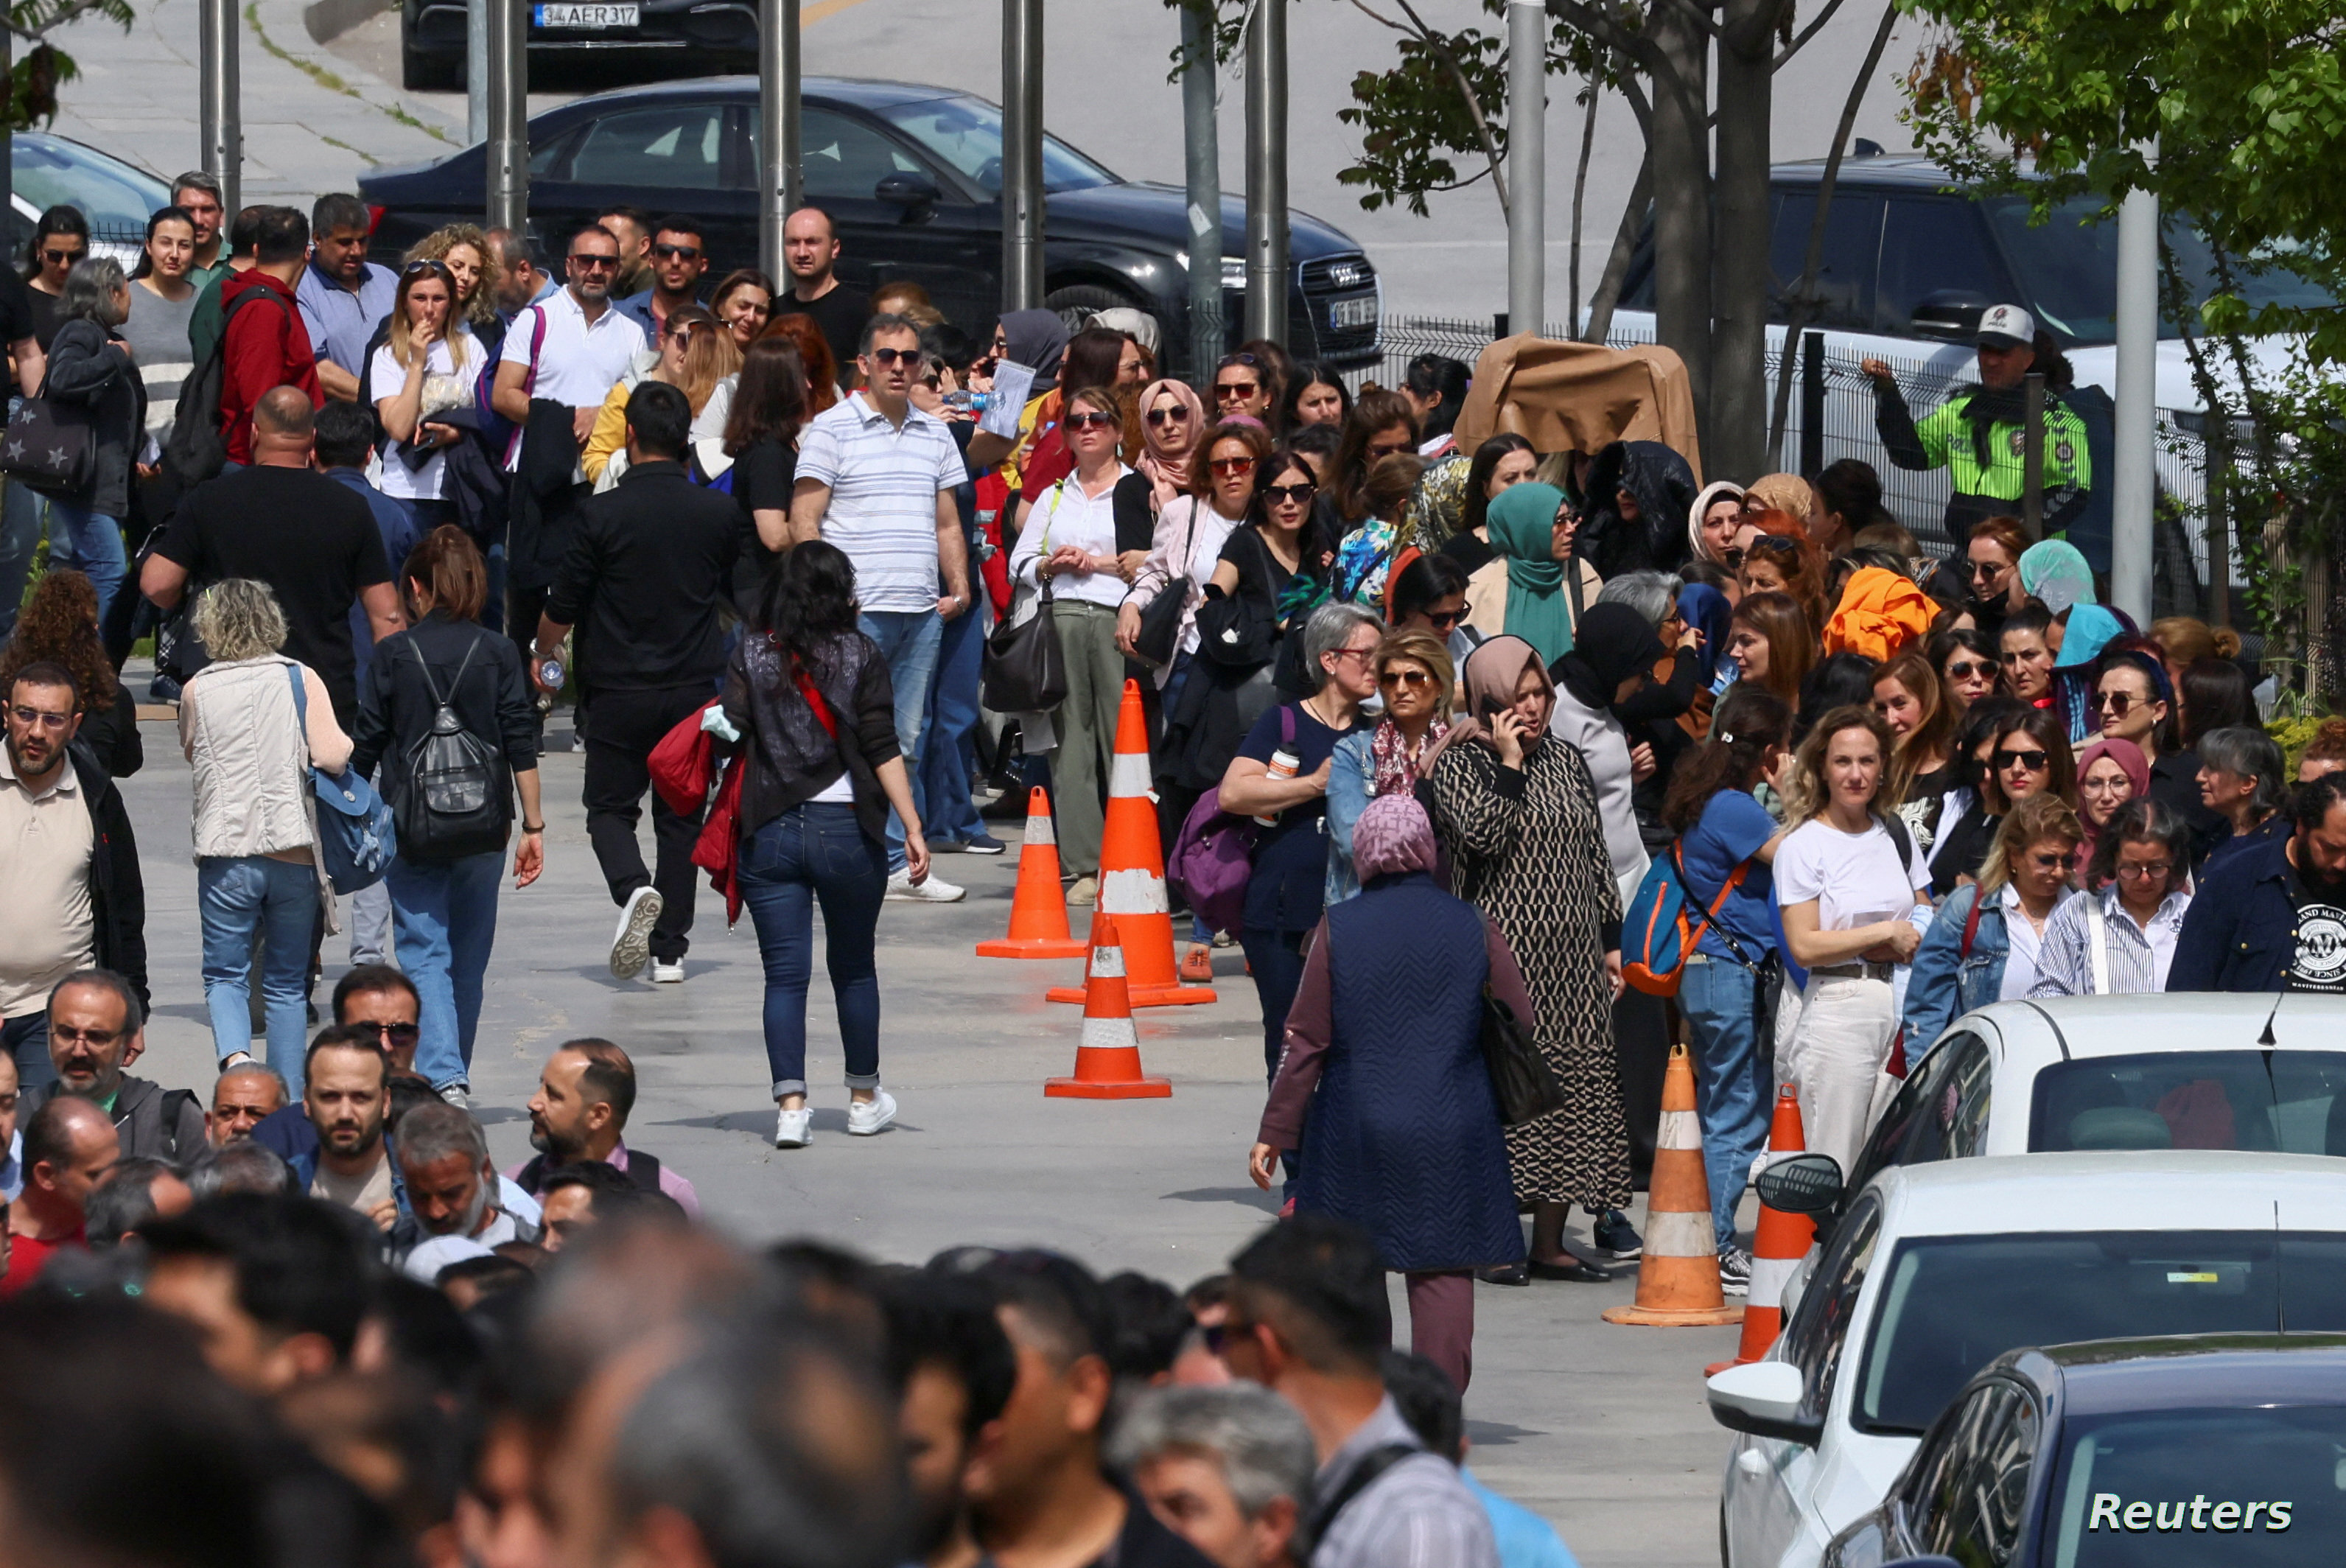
[0,663,146,1092]
[2168,772,2346,993]
[20,970,204,1165]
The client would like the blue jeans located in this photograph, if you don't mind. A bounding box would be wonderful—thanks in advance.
[3,1012,52,1093]
[0,475,42,643]
[43,497,125,626]
[199,855,320,1099]
[858,608,942,872]
[920,588,986,844]
[386,850,503,1091]
[1680,956,1772,1250]
[738,804,888,1098]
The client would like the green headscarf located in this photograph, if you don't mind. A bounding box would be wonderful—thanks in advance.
[1485,481,1575,664]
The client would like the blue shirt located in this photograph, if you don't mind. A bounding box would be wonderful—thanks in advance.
[1678,788,1779,960]
[326,467,423,692]
[1465,1472,1580,1568]
[297,259,399,374]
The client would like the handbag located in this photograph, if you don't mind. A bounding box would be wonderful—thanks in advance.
[2,368,97,499]
[1131,500,1198,668]
[982,481,1076,713]
[1167,707,1295,935]
[287,665,395,894]
[1480,981,1567,1126]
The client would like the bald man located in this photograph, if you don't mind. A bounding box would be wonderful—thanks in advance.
[4,1095,116,1293]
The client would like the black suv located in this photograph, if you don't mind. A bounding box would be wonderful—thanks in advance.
[358,75,1383,368]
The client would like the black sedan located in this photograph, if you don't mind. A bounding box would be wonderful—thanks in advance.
[358,76,1383,370]
[1823,1334,2346,1568]
[400,0,756,92]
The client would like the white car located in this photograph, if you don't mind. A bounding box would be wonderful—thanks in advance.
[1838,993,2346,1203]
[1706,1152,2346,1568]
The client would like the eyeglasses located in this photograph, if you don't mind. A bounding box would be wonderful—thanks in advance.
[1379,668,1436,689]
[1965,558,2009,580]
[650,242,701,260]
[1144,406,1191,427]
[1366,441,1412,460]
[1944,659,1995,681]
[10,705,72,729]
[1996,748,2052,772]
[1209,455,1257,477]
[1262,481,1315,505]
[2093,690,2138,716]
[1064,410,1118,431]
[1215,380,1261,400]
[50,1025,123,1046]
[352,1019,421,1046]
[1328,646,1376,665]
[567,253,618,270]
[866,346,920,368]
[2115,860,2175,881]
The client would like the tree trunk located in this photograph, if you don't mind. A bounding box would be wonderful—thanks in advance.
[1708,0,1782,481]
[1584,156,1652,346]
[1645,0,1712,444]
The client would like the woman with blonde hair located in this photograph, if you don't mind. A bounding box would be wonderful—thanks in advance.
[371,257,483,531]
[404,223,499,342]
[1325,629,1453,904]
[584,304,739,487]
[179,579,354,1096]
[1904,793,2080,1051]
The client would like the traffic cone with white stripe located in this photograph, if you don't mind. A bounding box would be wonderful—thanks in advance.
[1603,1043,1745,1328]
[1046,680,1214,1007]
[976,788,1088,959]
[1045,917,1172,1099]
[1704,1086,1816,1371]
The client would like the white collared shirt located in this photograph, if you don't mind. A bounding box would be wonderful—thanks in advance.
[497,286,648,470]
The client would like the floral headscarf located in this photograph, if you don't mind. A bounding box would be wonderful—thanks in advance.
[1354,794,1441,881]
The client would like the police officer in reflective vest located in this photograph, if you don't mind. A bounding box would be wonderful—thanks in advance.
[1864,304,2092,544]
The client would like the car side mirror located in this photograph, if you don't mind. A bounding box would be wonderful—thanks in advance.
[1910,290,1992,342]
[875,172,939,213]
[1706,1360,1824,1446]
[1754,1151,1844,1215]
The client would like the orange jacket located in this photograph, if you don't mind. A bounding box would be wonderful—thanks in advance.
[1823,567,1935,662]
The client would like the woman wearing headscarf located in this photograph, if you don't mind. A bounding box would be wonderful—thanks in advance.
[1580,439,1698,577]
[1462,482,1600,664]
[1687,480,1748,570]
[1681,581,1734,690]
[2073,735,2149,876]
[1426,637,1628,1284]
[1133,377,1205,514]
[1249,794,1530,1391]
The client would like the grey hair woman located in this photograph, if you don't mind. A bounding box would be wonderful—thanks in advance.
[36,256,142,621]
[1595,570,1684,632]
[2196,724,2289,868]
[179,578,354,1097]
[2029,796,2193,995]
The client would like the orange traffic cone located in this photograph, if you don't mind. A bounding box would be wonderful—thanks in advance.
[1706,1086,1816,1373]
[1603,1043,1745,1328]
[1046,681,1214,1007]
[976,788,1088,959]
[1045,917,1172,1099]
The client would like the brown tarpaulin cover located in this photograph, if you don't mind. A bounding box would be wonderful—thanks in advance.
[1453,334,1704,483]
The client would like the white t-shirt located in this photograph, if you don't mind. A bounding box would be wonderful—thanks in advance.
[368,332,480,500]
[496,287,648,472]
[1774,816,1932,934]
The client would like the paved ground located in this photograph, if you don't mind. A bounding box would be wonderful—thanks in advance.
[118,694,1743,1567]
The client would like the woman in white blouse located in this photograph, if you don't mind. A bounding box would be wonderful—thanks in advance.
[2030,797,2193,997]
[370,258,481,533]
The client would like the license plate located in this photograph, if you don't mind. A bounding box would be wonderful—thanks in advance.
[533,3,637,27]
[1329,295,1377,330]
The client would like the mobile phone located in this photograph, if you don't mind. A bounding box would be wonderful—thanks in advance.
[1479,694,1510,721]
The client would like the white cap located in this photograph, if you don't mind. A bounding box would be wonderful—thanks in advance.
[1976,304,2037,349]
[401,1233,495,1285]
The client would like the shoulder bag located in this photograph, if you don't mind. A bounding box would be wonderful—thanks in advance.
[1481,979,1566,1126]
[2,357,97,498]
[287,665,396,894]
[1131,497,1198,669]
[981,481,1071,713]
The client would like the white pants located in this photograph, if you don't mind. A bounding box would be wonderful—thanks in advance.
[1782,973,1897,1182]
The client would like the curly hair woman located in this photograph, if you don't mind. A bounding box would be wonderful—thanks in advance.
[0,570,139,777]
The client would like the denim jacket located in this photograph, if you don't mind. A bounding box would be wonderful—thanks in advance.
[1902,881,2011,1054]
[1324,729,1376,907]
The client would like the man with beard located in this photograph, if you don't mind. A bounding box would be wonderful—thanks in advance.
[390,1102,539,1272]
[505,1039,699,1217]
[0,664,146,1091]
[881,1270,1018,1568]
[2170,771,2346,993]
[19,970,202,1163]
[287,1026,402,1231]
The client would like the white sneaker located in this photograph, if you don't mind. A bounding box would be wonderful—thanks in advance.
[651,960,684,984]
[774,1105,811,1148]
[886,870,965,903]
[846,1089,898,1136]
[610,886,663,978]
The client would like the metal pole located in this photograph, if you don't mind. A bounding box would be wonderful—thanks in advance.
[1799,329,1824,475]
[2205,422,2230,627]
[2112,176,2159,625]
[1179,1,1222,382]
[757,0,801,281]
[999,0,1043,314]
[467,0,488,144]
[1505,0,1544,339]
[2023,370,2045,539]
[483,0,525,232]
[1242,0,1287,345]
[199,0,240,217]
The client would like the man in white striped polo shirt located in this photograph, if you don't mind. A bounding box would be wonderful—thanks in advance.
[791,312,976,902]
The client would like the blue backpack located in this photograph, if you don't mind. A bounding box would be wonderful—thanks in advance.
[288,666,395,894]
[1622,842,1752,998]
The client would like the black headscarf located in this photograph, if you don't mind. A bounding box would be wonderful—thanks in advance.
[1554,601,1664,715]
[996,309,1070,396]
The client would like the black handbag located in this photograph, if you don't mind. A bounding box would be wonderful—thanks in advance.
[1481,983,1567,1126]
[1131,502,1198,668]
[981,578,1068,712]
[2,374,96,499]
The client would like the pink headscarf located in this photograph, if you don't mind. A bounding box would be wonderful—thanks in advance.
[1136,377,1206,505]
[2074,735,2150,877]
[1354,794,1440,882]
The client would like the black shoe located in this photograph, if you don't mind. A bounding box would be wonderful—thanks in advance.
[1529,1257,1614,1283]
[1594,1208,1644,1259]
[1477,1261,1529,1287]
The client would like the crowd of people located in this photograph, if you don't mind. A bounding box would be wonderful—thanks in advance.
[0,181,2333,1567]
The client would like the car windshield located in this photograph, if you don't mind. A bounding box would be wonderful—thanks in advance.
[2029,1052,2346,1157]
[872,96,1116,194]
[1855,1232,2346,1435]
[2043,1405,2346,1566]
[1983,194,2336,344]
[12,133,171,243]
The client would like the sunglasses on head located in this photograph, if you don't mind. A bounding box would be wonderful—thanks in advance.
[1262,480,1314,505]
[1996,747,2052,772]
[650,242,701,260]
[1064,410,1117,431]
[1209,455,1257,477]
[401,259,453,282]
[1746,536,1802,556]
[1144,405,1191,426]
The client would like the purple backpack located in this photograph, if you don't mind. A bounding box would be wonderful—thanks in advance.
[1168,707,1294,936]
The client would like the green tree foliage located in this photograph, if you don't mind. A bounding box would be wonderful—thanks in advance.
[1335,22,1507,215]
[3,0,136,131]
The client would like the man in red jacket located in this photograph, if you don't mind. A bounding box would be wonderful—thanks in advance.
[218,206,322,465]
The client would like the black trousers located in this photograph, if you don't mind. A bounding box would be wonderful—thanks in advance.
[581,683,710,962]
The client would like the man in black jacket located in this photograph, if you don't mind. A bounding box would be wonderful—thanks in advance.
[535,381,738,984]
[0,663,147,1091]
[21,969,206,1163]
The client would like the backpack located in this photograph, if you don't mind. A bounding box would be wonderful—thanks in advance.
[1167,706,1294,936]
[164,286,291,488]
[393,636,512,863]
[1622,841,1754,998]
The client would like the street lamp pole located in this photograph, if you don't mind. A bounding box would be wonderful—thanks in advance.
[1179,1,1222,382]
[1242,0,1286,344]
[1000,0,1044,313]
[2112,161,2158,626]
[1505,0,1544,337]
[483,0,525,233]
[200,0,240,216]
[757,0,802,282]
[467,0,488,143]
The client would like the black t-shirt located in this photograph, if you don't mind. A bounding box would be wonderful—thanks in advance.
[1438,525,1495,575]
[26,284,65,354]
[0,269,35,360]
[784,284,869,389]
[155,464,393,722]
[730,435,796,616]
[2288,862,2346,992]
[1236,700,1359,931]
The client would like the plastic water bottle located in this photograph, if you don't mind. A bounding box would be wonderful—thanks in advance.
[536,655,565,716]
[1256,747,1298,827]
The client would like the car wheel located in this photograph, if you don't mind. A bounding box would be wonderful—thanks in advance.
[1043,283,1146,336]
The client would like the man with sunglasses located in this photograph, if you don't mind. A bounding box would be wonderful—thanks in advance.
[295,193,397,405]
[612,214,709,340]
[0,665,147,1096]
[18,970,200,1165]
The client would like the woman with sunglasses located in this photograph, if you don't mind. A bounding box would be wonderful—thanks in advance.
[1926,696,2025,895]
[2028,797,2193,997]
[1388,550,1481,680]
[709,268,774,351]
[1964,516,2031,640]
[1132,377,1205,514]
[1007,387,1140,904]
[371,258,482,531]
[21,205,89,352]
[1278,361,1350,435]
[1462,482,1601,663]
[1211,352,1274,423]
[1903,793,2081,1051]
[124,206,200,452]
[1325,629,1452,905]
[581,305,739,489]
[1929,625,2001,713]
[2091,643,2185,812]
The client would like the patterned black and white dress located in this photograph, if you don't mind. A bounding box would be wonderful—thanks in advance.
[1428,734,1630,1211]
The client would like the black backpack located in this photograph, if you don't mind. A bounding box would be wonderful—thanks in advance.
[163,286,291,488]
[394,636,512,862]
